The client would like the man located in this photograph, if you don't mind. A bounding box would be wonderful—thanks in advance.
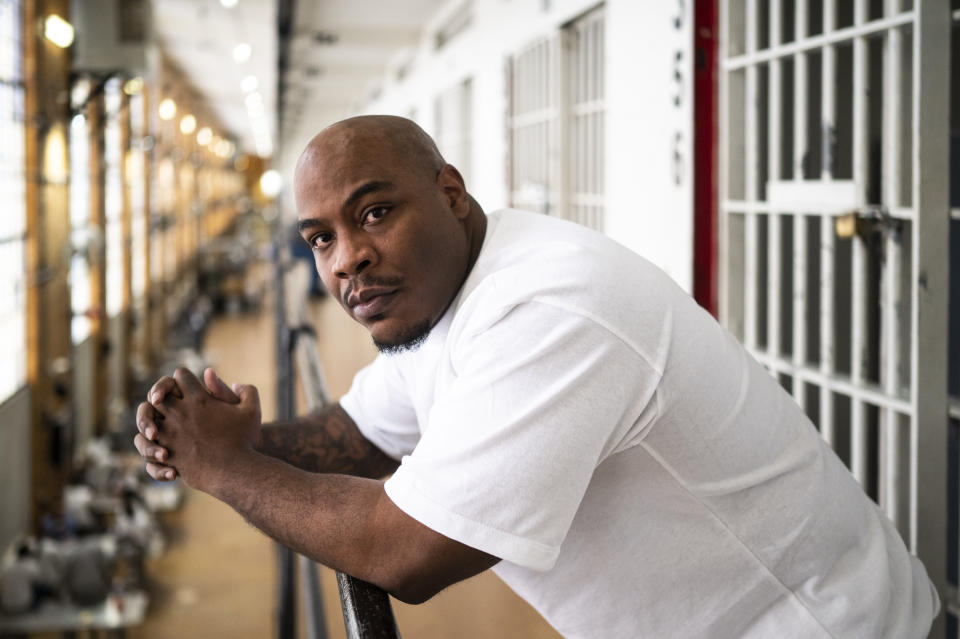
[135,115,939,638]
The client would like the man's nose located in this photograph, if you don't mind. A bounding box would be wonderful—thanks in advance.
[332,233,376,279]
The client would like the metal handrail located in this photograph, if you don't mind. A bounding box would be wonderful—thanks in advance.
[274,247,401,639]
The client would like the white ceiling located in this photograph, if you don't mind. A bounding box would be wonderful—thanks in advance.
[152,0,446,160]
[153,0,278,156]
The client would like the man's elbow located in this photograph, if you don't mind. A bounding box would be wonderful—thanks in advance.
[379,569,446,605]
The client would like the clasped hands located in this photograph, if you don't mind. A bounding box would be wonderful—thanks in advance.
[133,367,262,493]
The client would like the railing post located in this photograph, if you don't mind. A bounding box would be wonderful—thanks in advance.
[337,573,402,639]
[273,238,298,639]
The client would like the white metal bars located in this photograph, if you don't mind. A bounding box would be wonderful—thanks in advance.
[507,5,605,230]
[566,5,605,231]
[719,1,951,618]
[434,78,473,187]
[509,35,561,216]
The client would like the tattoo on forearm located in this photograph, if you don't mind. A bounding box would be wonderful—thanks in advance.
[256,403,399,479]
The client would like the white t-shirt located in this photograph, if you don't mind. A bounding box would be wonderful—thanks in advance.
[340,209,939,638]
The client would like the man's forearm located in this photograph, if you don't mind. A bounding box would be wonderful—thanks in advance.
[207,449,497,604]
[208,450,403,592]
[255,402,399,479]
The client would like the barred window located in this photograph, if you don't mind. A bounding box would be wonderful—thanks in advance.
[507,5,605,230]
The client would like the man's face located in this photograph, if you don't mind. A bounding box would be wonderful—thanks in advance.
[295,137,471,352]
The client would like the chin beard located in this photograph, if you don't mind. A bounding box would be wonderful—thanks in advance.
[373,318,433,355]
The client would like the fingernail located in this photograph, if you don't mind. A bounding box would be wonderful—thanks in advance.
[149,392,158,403]
[164,470,174,480]
[146,427,156,440]
[154,450,164,461]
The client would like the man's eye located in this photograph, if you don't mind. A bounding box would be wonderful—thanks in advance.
[363,206,390,224]
[310,232,333,248]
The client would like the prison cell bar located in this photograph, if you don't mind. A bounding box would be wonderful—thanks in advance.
[880,0,906,531]
[819,0,837,448]
[743,0,759,352]
[766,0,782,368]
[847,0,869,488]
[791,0,809,415]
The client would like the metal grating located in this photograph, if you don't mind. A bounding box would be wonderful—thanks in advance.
[719,0,951,626]
[507,4,606,230]
[566,5,605,231]
[434,77,473,187]
[0,0,24,402]
[508,34,560,216]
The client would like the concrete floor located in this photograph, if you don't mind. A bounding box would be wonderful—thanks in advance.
[124,284,562,639]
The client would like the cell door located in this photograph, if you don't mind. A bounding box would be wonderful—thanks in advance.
[718,0,952,628]
[507,5,605,230]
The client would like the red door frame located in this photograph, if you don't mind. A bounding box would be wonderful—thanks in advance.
[693,0,719,316]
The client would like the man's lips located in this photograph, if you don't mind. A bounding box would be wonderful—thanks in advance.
[347,288,400,320]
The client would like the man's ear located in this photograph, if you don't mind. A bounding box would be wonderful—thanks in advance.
[437,164,469,219]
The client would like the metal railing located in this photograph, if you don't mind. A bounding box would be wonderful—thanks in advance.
[274,245,401,639]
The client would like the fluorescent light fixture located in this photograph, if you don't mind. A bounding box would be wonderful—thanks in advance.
[44,14,74,48]
[251,117,273,156]
[197,127,213,146]
[220,0,239,7]
[233,43,252,63]
[241,75,258,93]
[215,139,232,158]
[260,170,282,198]
[158,98,177,121]
[123,77,143,96]
[244,92,263,109]
[179,114,197,135]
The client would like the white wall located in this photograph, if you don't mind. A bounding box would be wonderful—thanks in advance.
[362,0,695,290]
[605,0,693,289]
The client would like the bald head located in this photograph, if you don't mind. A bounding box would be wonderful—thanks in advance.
[295,115,447,197]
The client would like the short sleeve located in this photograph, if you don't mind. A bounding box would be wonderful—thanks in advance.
[339,354,420,460]
[383,301,661,571]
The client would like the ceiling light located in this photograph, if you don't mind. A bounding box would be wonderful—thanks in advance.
[220,0,239,7]
[123,77,143,96]
[241,75,258,93]
[44,15,74,48]
[158,98,177,121]
[179,114,197,135]
[232,43,252,63]
[260,170,282,198]
[196,127,213,146]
